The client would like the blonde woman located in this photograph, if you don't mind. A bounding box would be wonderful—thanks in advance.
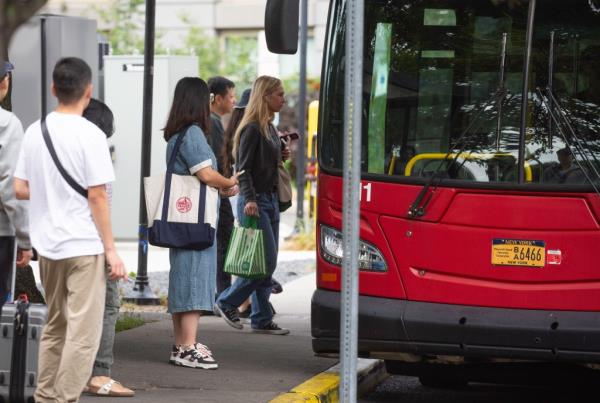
[215,76,289,335]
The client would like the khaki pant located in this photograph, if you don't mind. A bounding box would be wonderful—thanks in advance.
[35,255,107,403]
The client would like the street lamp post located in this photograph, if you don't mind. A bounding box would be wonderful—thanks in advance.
[124,0,160,305]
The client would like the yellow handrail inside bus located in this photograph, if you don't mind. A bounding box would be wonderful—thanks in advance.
[388,155,397,175]
[404,153,533,182]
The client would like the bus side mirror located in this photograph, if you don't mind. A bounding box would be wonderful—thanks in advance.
[265,0,299,54]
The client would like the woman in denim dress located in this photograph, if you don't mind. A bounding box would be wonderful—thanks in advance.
[163,77,240,369]
[215,76,290,335]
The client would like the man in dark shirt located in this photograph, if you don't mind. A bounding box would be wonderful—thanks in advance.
[207,76,236,297]
[208,76,236,170]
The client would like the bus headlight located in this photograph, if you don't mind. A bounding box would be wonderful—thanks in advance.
[320,225,388,272]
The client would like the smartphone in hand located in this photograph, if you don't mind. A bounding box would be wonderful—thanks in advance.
[280,132,300,142]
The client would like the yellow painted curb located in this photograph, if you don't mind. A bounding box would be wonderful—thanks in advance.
[270,359,387,403]
[270,373,340,403]
[269,392,320,403]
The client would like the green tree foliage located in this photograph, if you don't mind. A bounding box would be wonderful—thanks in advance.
[222,36,257,90]
[175,15,257,87]
[95,0,168,55]
[173,15,220,79]
[96,0,146,55]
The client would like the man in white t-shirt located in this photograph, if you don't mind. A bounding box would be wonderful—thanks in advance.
[13,57,127,403]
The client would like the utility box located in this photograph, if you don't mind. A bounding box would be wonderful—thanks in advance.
[9,14,99,129]
[104,55,198,240]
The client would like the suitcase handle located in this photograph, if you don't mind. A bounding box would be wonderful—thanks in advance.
[14,296,29,336]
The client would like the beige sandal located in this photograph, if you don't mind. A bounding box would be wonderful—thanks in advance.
[87,379,135,397]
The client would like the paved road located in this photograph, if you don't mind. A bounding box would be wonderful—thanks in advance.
[360,374,593,402]
[79,273,334,403]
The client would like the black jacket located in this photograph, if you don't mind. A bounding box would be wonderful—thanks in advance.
[237,122,281,202]
[208,112,224,172]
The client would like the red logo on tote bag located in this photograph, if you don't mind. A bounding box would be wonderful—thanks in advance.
[176,197,192,213]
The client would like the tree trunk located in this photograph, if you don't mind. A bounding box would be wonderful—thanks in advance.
[0,0,48,110]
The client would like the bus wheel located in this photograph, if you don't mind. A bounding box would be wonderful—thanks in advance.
[418,375,468,389]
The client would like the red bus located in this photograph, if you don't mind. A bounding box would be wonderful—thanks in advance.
[301,0,600,386]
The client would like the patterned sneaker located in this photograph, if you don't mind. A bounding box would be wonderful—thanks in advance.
[169,345,180,364]
[251,321,290,335]
[194,343,213,359]
[194,343,218,369]
[214,303,243,330]
[174,345,218,370]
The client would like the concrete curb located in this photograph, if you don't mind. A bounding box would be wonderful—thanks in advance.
[270,358,388,402]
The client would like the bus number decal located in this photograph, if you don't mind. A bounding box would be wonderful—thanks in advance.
[359,182,372,202]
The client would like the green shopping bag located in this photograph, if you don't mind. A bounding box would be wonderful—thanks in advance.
[224,216,268,279]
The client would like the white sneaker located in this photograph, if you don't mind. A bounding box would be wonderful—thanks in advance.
[174,345,218,370]
[169,345,179,364]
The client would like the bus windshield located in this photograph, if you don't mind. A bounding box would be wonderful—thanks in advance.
[320,0,600,187]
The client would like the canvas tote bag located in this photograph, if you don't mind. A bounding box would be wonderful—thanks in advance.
[144,128,219,250]
[277,162,292,212]
[223,217,268,279]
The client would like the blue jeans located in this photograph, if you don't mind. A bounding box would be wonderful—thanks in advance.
[217,192,279,328]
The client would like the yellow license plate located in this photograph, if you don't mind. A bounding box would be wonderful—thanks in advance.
[492,239,546,268]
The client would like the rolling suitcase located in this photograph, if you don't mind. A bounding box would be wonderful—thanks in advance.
[0,295,47,403]
[1,245,47,403]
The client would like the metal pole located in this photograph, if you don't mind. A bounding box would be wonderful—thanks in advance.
[495,33,508,151]
[340,0,363,401]
[548,31,555,148]
[125,0,160,305]
[573,34,580,95]
[295,0,308,233]
[518,0,536,184]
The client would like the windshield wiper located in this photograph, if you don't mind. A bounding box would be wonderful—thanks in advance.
[408,32,511,219]
[407,87,509,218]
[537,87,600,197]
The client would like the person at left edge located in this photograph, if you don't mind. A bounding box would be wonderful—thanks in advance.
[0,60,32,309]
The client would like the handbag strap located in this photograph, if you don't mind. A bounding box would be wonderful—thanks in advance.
[161,127,207,222]
[41,118,88,199]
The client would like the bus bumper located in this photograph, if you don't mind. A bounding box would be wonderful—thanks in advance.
[312,288,600,363]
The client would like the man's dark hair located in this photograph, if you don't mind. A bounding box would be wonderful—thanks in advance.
[83,99,115,138]
[164,77,211,140]
[207,76,235,99]
[52,57,92,105]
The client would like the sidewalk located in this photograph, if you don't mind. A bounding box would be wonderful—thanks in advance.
[80,273,335,403]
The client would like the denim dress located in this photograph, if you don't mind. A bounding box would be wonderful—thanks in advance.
[166,125,219,314]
